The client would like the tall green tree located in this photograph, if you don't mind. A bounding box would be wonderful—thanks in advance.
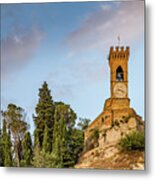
[77,118,90,131]
[0,135,3,166]
[51,106,62,168]
[42,124,51,153]
[34,81,55,151]
[0,119,12,167]
[69,128,84,165]
[32,136,44,168]
[32,135,52,168]
[21,131,33,167]
[4,130,12,167]
[52,103,77,168]
[1,119,7,166]
[3,104,28,167]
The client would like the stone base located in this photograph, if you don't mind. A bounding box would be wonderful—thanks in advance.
[104,97,130,110]
[84,98,144,150]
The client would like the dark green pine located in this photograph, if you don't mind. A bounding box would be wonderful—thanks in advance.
[22,131,33,167]
[34,81,55,151]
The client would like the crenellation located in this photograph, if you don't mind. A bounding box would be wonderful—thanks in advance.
[84,45,144,151]
[109,46,130,61]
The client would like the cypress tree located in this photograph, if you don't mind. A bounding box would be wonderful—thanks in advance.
[51,107,62,168]
[60,117,74,167]
[4,130,12,167]
[69,128,84,165]
[52,104,77,168]
[21,132,33,167]
[0,135,3,166]
[32,136,45,168]
[3,104,28,167]
[42,124,51,153]
[34,81,54,151]
[0,119,7,166]
[1,119,12,167]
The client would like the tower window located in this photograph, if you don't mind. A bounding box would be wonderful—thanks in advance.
[116,66,124,81]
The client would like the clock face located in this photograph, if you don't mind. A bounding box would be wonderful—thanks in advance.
[113,83,127,98]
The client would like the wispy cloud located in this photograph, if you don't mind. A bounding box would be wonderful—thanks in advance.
[66,1,144,54]
[46,56,108,101]
[1,26,44,79]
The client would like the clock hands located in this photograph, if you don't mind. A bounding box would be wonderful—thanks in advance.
[117,88,124,93]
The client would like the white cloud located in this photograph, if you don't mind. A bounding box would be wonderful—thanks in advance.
[1,26,44,79]
[66,1,144,54]
[101,4,111,11]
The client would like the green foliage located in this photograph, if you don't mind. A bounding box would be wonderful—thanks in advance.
[1,82,86,168]
[0,119,12,167]
[119,131,145,151]
[77,118,90,131]
[0,119,7,166]
[0,135,3,166]
[0,137,3,166]
[34,81,55,150]
[32,132,54,168]
[4,130,12,167]
[69,128,84,165]
[42,124,51,153]
[90,127,99,140]
[52,104,77,168]
[21,132,33,167]
[85,127,99,151]
[2,104,28,167]
[32,136,44,168]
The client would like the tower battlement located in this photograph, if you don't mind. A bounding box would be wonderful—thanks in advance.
[110,46,130,53]
[109,46,130,60]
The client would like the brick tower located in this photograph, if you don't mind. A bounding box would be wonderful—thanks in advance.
[104,46,130,110]
[84,46,144,149]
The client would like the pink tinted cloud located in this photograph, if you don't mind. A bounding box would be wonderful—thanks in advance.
[1,26,44,79]
[66,1,144,54]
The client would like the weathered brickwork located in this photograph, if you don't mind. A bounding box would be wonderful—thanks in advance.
[84,46,144,150]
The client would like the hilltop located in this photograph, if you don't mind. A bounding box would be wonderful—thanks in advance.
[75,142,144,170]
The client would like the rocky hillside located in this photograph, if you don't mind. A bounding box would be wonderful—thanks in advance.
[75,142,144,170]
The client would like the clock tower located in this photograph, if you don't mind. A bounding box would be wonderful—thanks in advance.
[84,45,144,149]
[104,46,130,110]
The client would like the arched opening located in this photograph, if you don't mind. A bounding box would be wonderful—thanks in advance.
[116,66,124,81]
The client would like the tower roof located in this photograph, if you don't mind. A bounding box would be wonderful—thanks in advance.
[108,46,130,61]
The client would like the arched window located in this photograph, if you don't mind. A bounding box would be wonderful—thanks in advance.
[116,66,124,81]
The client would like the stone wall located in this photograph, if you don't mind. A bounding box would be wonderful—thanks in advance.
[84,107,144,151]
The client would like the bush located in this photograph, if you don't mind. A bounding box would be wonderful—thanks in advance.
[90,128,99,140]
[119,131,145,151]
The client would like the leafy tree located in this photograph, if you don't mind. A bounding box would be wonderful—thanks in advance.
[52,103,77,168]
[119,131,145,151]
[32,136,45,168]
[34,81,55,151]
[4,130,12,167]
[0,135,3,166]
[90,127,99,140]
[32,135,53,168]
[85,127,99,151]
[3,104,28,167]
[77,118,90,131]
[0,119,7,166]
[21,131,33,167]
[69,128,84,165]
[51,106,63,168]
[0,119,12,167]
[42,124,51,153]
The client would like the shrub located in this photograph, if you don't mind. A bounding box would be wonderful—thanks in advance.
[90,128,99,140]
[85,128,99,151]
[119,131,145,151]
[114,120,120,126]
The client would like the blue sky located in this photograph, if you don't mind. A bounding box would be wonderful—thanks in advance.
[1,1,144,129]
